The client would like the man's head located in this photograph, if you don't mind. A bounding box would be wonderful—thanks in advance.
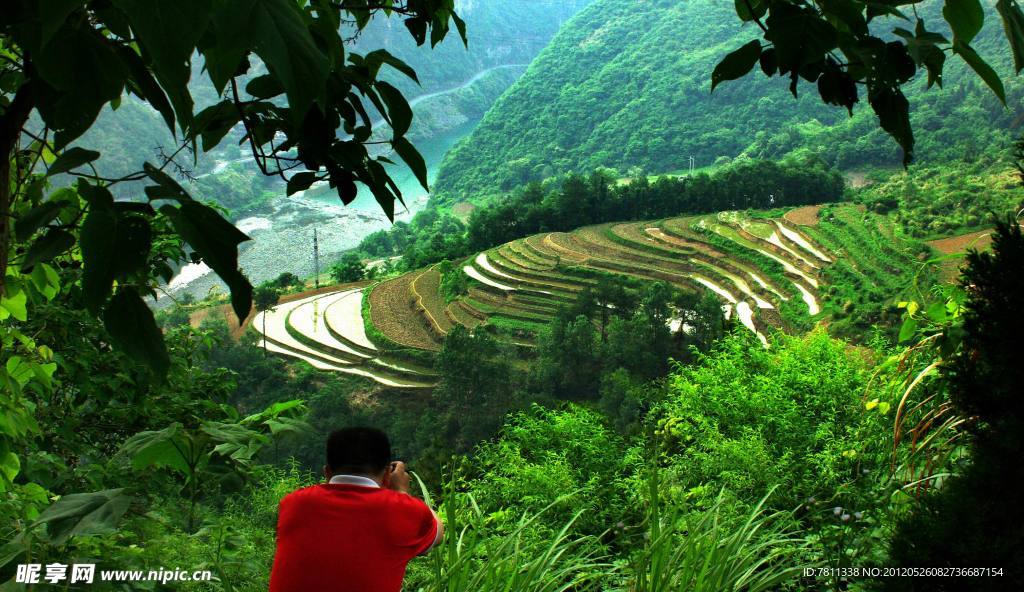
[324,427,392,482]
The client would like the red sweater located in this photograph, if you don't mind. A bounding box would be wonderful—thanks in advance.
[268,484,438,592]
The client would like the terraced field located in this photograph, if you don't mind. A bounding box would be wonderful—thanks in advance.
[253,204,935,388]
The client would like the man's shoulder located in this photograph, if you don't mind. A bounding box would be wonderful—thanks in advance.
[279,484,328,507]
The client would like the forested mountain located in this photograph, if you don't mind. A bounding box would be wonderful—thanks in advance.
[433,0,1023,204]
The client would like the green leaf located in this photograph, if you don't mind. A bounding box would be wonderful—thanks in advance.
[735,0,767,22]
[363,49,420,84]
[112,0,211,132]
[30,264,60,301]
[392,137,428,191]
[286,172,318,196]
[376,81,413,137]
[997,0,1024,73]
[868,85,914,166]
[944,0,984,43]
[953,40,1006,103]
[451,11,468,46]
[34,22,128,148]
[20,229,75,272]
[120,424,189,473]
[110,214,153,279]
[0,286,28,322]
[898,316,918,342]
[265,416,311,437]
[103,287,170,379]
[32,489,131,545]
[0,451,20,484]
[142,162,192,201]
[245,74,284,99]
[47,147,100,177]
[241,0,329,122]
[116,45,177,135]
[926,301,948,323]
[38,0,89,49]
[711,40,762,91]
[78,185,117,313]
[14,201,63,243]
[161,202,252,321]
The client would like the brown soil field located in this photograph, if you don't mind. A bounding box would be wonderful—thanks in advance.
[411,266,454,335]
[927,230,995,282]
[783,205,823,226]
[927,230,994,254]
[368,272,440,351]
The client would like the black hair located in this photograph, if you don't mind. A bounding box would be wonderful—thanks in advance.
[326,427,391,475]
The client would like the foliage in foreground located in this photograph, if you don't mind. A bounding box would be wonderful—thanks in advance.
[887,218,1024,590]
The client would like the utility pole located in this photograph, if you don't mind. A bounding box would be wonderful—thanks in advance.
[688,155,695,176]
[313,227,320,290]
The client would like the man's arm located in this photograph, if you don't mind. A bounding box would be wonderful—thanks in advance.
[386,461,445,553]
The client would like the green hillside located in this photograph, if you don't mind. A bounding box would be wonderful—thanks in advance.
[433,0,1022,204]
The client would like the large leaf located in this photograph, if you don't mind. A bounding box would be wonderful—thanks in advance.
[219,0,329,122]
[112,0,211,132]
[19,229,76,272]
[0,286,28,322]
[194,101,242,152]
[14,197,69,243]
[997,0,1024,73]
[869,86,914,166]
[103,287,170,379]
[32,489,131,545]
[392,137,428,191]
[954,40,1006,103]
[377,81,413,136]
[711,40,762,91]
[944,0,984,43]
[119,424,189,473]
[116,45,177,135]
[37,0,89,49]
[46,147,100,177]
[142,162,192,201]
[161,202,253,320]
[33,22,128,148]
[286,171,318,196]
[78,184,118,313]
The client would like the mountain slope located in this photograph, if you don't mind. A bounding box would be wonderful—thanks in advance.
[433,0,1023,204]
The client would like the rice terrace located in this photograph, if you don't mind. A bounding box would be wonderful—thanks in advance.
[253,202,936,386]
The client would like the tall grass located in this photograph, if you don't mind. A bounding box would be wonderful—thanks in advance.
[411,465,809,592]
[413,473,612,592]
[629,467,808,592]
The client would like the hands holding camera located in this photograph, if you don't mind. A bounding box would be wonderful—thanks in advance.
[384,461,411,495]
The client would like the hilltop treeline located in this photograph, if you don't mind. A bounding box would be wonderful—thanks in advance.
[358,157,844,270]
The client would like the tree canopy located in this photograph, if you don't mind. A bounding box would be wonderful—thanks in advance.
[1,0,467,378]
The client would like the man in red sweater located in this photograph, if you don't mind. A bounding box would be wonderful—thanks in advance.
[269,427,444,592]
